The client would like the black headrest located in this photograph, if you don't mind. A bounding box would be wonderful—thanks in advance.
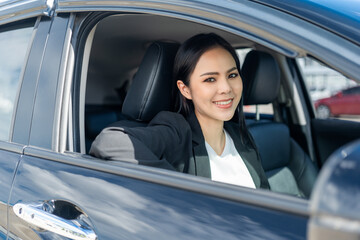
[122,42,179,122]
[242,50,281,105]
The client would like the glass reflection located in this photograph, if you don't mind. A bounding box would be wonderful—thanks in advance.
[0,24,33,140]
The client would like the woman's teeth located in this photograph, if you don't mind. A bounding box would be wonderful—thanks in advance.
[214,99,232,105]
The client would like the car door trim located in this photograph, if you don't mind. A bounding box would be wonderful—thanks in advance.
[0,141,24,154]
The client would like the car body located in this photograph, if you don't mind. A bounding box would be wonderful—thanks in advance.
[0,0,359,239]
[315,86,360,118]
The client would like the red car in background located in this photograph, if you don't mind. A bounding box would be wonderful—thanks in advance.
[315,86,360,118]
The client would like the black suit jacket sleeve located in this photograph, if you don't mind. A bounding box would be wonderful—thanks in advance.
[90,111,192,172]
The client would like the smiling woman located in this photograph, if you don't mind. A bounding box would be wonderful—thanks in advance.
[90,33,270,190]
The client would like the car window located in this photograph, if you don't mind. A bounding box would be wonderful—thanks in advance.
[343,86,360,95]
[0,21,34,140]
[297,57,360,121]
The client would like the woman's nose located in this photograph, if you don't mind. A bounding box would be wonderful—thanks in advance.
[218,79,231,94]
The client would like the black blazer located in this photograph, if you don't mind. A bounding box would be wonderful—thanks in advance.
[90,111,269,189]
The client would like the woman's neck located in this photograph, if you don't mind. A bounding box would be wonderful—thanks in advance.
[195,112,225,156]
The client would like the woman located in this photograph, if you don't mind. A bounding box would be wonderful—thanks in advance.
[90,33,269,189]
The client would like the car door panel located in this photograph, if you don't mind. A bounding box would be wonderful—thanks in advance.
[356,94,360,114]
[347,93,360,115]
[0,142,24,239]
[311,118,360,166]
[339,94,357,114]
[8,149,308,239]
[332,96,347,115]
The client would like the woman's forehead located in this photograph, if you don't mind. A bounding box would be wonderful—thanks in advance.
[194,47,237,74]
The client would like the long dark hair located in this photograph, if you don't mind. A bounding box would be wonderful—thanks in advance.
[173,33,255,149]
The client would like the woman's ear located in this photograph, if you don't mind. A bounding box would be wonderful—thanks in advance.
[177,80,192,100]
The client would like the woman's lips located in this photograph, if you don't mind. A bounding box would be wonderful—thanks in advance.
[213,98,233,108]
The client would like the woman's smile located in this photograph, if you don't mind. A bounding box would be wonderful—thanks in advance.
[213,98,234,108]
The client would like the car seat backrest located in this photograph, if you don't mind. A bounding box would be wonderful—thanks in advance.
[121,41,180,122]
[242,50,318,198]
[242,50,281,105]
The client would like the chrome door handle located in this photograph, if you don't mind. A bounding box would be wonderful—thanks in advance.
[13,202,97,240]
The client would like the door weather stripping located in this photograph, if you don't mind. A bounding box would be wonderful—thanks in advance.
[13,202,97,240]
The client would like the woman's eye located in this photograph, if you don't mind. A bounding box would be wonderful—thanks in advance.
[229,73,238,79]
[204,77,215,82]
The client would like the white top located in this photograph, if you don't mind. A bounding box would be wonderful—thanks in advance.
[205,130,256,189]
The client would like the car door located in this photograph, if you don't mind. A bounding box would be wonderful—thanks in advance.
[329,92,347,116]
[354,87,360,115]
[9,148,311,240]
[331,88,356,115]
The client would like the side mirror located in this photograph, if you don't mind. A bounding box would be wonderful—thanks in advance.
[308,139,360,240]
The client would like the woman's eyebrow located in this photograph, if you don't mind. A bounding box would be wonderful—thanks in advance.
[200,72,219,77]
[227,67,237,73]
[199,67,237,77]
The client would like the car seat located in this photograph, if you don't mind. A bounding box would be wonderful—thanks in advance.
[242,50,318,198]
[109,41,180,127]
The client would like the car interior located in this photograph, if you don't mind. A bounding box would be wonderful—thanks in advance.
[78,13,322,197]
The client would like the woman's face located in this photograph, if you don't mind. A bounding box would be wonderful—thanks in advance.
[179,47,243,125]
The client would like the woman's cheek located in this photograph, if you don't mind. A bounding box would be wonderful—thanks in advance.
[233,82,243,95]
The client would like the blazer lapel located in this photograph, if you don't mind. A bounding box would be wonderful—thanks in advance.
[237,147,262,189]
[186,112,211,178]
[193,144,211,178]
[224,123,262,188]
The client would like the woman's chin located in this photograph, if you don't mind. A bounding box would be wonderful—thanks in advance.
[223,115,235,121]
[218,111,236,122]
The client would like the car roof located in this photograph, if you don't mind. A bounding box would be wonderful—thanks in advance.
[2,0,359,46]
[249,0,360,46]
